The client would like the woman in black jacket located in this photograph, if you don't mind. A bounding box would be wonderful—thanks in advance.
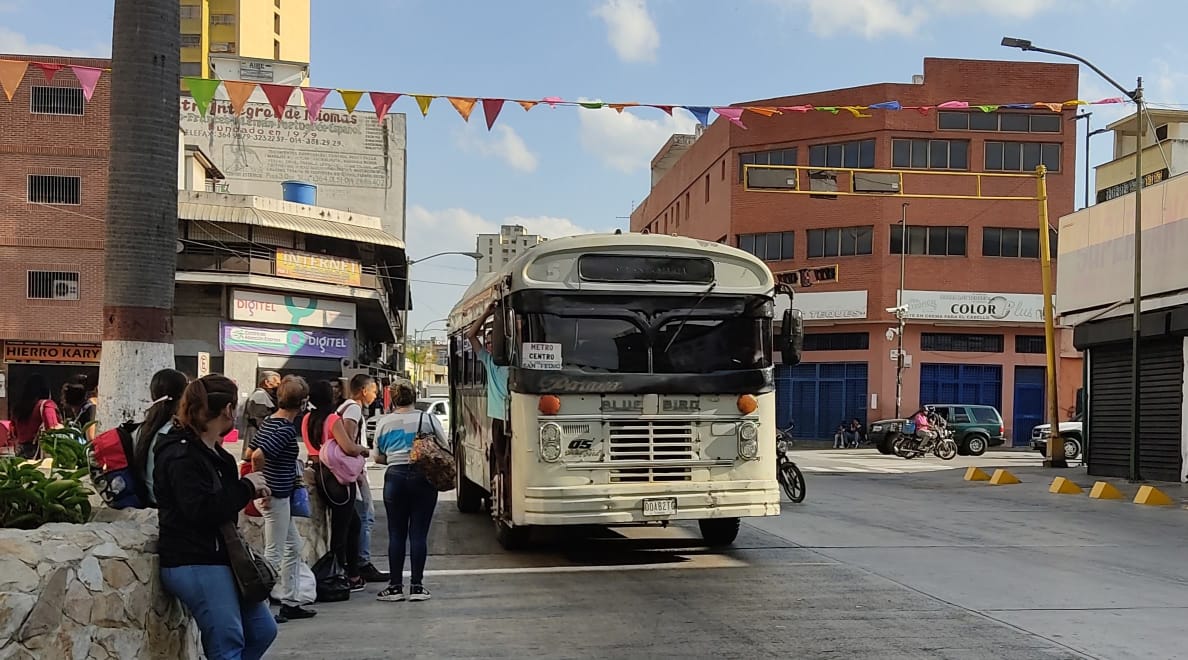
[155,374,277,660]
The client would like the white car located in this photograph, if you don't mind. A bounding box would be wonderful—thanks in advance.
[1030,414,1083,460]
[415,398,450,436]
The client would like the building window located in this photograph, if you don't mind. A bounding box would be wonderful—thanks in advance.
[181,33,202,48]
[1015,335,1047,354]
[921,333,1004,353]
[180,5,201,19]
[1156,124,1169,141]
[807,226,874,258]
[890,225,966,256]
[738,231,794,262]
[704,174,710,203]
[181,62,202,77]
[738,148,798,182]
[891,138,969,170]
[210,41,236,53]
[274,39,281,59]
[808,139,875,169]
[720,160,725,180]
[684,192,690,220]
[30,86,85,115]
[984,141,1061,172]
[27,271,80,300]
[803,332,870,351]
[28,175,81,205]
[274,12,281,34]
[982,227,1052,258]
[210,13,236,24]
[937,111,1062,133]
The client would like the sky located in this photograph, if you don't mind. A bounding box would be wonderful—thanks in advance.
[4,0,1188,339]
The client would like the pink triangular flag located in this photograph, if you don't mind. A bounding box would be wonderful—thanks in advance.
[70,65,103,101]
[259,84,294,121]
[542,96,564,108]
[369,91,401,123]
[482,99,505,130]
[300,86,331,122]
[1093,97,1126,104]
[33,62,64,82]
[713,107,747,129]
[936,100,969,109]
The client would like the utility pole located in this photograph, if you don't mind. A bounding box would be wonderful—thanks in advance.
[98,0,180,428]
[895,202,908,419]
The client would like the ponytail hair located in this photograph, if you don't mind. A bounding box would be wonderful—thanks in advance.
[177,374,238,434]
[134,368,189,472]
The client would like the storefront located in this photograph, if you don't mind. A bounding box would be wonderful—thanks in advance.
[220,321,353,391]
[1,341,101,418]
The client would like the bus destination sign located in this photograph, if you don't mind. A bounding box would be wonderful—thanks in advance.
[578,255,715,284]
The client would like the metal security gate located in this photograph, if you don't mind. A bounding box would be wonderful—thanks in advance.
[1087,339,1183,481]
[920,363,1003,410]
[776,362,868,439]
[1012,366,1046,447]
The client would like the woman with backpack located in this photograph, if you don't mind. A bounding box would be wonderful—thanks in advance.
[302,380,369,592]
[134,368,189,506]
[61,376,96,441]
[153,374,277,660]
[374,381,449,603]
[9,374,60,459]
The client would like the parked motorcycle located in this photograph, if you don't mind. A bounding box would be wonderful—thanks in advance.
[892,409,958,461]
[775,425,806,503]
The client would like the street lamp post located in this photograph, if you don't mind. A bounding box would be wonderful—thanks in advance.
[895,202,908,419]
[400,251,482,376]
[1002,37,1145,481]
[1073,112,1110,210]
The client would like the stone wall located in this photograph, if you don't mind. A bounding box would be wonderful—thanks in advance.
[0,509,202,660]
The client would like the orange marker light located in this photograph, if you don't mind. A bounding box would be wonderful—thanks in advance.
[539,395,561,416]
[737,394,758,415]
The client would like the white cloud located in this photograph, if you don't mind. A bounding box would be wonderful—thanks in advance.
[593,0,660,63]
[0,26,108,57]
[455,124,539,173]
[768,0,1058,39]
[577,102,699,173]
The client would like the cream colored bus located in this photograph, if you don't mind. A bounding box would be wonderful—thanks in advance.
[446,232,803,549]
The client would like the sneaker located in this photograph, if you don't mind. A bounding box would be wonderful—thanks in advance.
[274,612,288,624]
[359,562,390,583]
[376,585,404,602]
[279,605,317,620]
[349,576,366,593]
[408,585,431,602]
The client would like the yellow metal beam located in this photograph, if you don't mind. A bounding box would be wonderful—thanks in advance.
[1036,167,1065,467]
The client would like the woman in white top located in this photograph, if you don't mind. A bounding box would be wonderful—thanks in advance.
[374,381,447,602]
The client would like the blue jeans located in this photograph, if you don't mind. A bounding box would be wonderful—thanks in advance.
[355,477,374,563]
[383,464,439,586]
[160,564,277,660]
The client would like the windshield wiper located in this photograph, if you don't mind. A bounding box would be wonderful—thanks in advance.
[661,281,718,354]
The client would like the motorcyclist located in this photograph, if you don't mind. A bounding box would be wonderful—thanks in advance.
[911,406,939,447]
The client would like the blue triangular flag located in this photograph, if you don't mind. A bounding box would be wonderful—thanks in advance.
[683,106,711,127]
[868,100,902,110]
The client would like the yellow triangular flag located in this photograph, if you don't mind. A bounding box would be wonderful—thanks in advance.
[449,97,477,122]
[223,80,257,115]
[414,95,434,117]
[0,59,30,102]
[516,100,538,112]
[338,89,364,114]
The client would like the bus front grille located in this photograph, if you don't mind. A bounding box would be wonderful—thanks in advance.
[607,420,695,482]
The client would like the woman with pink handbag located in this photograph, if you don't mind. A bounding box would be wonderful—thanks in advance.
[302,381,369,592]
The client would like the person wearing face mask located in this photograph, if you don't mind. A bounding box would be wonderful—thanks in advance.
[240,371,281,460]
[154,374,278,660]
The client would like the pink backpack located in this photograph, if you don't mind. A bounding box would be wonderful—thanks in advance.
[320,411,365,485]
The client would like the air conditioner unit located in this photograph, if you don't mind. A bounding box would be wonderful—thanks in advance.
[52,280,79,300]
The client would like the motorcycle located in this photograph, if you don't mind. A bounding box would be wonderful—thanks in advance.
[775,425,806,503]
[892,411,958,461]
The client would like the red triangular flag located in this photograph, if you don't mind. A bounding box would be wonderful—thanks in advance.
[369,91,401,123]
[70,65,103,102]
[33,62,64,82]
[260,84,294,121]
[482,99,505,130]
[651,105,673,115]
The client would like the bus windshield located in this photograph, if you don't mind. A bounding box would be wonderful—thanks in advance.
[518,295,772,374]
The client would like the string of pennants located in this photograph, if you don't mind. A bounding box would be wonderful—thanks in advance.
[0,57,1131,131]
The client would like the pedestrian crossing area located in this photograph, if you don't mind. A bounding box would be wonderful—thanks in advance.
[798,462,958,475]
[791,449,1041,475]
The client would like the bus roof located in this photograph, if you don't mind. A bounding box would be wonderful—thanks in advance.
[447,232,775,331]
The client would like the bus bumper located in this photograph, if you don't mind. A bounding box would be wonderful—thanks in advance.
[520,480,781,526]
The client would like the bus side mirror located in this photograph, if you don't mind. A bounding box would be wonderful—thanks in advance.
[781,308,804,366]
[490,306,509,367]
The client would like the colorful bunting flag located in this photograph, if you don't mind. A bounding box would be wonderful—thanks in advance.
[338,89,364,114]
[840,106,872,118]
[222,80,256,115]
[369,91,401,123]
[414,95,434,117]
[868,101,901,110]
[1036,102,1064,112]
[976,105,999,113]
[70,66,103,102]
[937,100,970,109]
[260,84,295,121]
[183,77,221,117]
[482,99,504,130]
[449,97,477,121]
[32,62,63,82]
[0,59,28,102]
[651,105,673,115]
[301,87,332,122]
[713,107,747,129]
[609,103,639,114]
[542,97,564,108]
[579,101,605,110]
[684,106,710,127]
[516,100,538,112]
[744,106,781,117]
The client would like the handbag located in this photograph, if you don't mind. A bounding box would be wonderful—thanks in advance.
[219,522,278,603]
[410,412,456,492]
[311,551,351,603]
[291,459,311,517]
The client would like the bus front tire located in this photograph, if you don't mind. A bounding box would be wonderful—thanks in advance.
[698,517,741,547]
[495,519,531,551]
[455,442,485,514]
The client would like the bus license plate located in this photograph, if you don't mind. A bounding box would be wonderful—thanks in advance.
[643,498,677,516]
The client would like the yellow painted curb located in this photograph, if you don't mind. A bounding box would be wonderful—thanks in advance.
[989,469,1021,485]
[1049,477,1083,495]
[1089,482,1124,500]
[1134,485,1176,506]
[964,467,991,482]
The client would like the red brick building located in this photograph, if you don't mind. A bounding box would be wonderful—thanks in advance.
[0,56,111,416]
[630,58,1083,444]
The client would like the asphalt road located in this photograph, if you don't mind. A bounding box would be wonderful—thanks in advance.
[268,450,1188,659]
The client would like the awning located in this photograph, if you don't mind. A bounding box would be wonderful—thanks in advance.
[1060,289,1188,327]
[178,196,405,249]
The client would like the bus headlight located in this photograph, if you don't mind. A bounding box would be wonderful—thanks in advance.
[539,423,563,462]
[738,422,759,460]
